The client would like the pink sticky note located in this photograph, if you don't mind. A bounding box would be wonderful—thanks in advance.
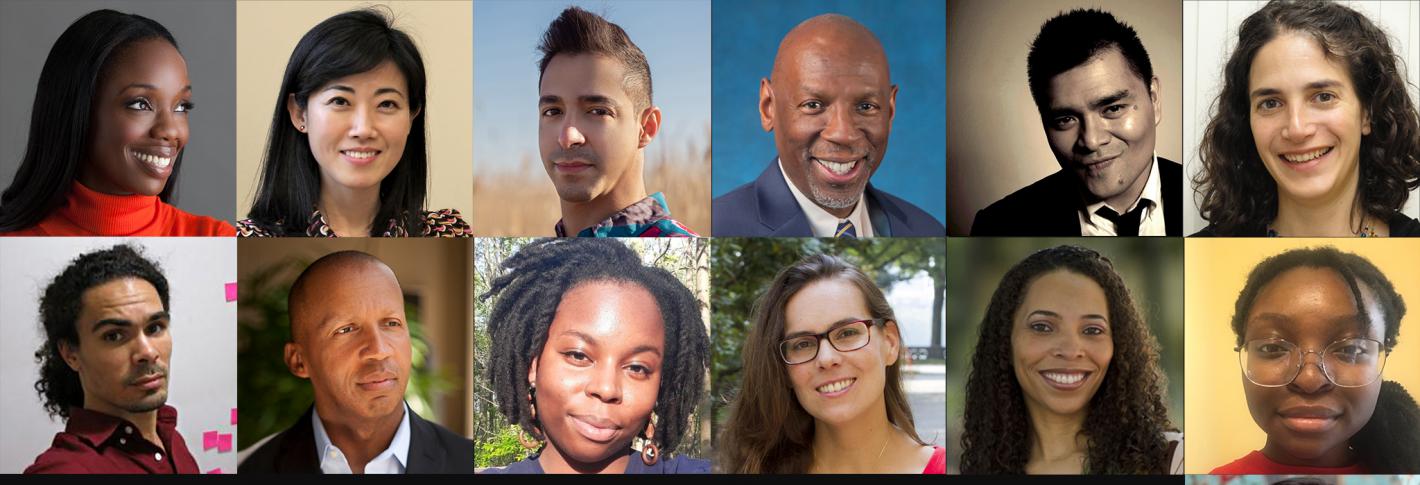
[231,408,238,425]
[217,433,233,453]
[206,468,222,474]
[224,283,237,302]
[202,430,218,450]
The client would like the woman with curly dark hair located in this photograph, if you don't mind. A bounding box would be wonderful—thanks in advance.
[1192,0,1420,236]
[477,238,709,473]
[1212,246,1420,473]
[719,253,944,474]
[960,245,1178,474]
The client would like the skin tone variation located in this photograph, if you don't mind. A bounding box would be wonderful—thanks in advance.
[782,278,932,473]
[761,15,897,219]
[285,258,412,474]
[1042,48,1160,213]
[60,277,172,450]
[539,54,660,235]
[1247,32,1380,237]
[1241,267,1383,467]
[527,280,665,474]
[1010,270,1114,474]
[81,38,192,198]
[287,61,417,237]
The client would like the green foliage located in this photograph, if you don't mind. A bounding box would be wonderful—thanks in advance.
[475,425,533,469]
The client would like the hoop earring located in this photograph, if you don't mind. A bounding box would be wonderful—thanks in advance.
[519,385,543,450]
[640,419,659,466]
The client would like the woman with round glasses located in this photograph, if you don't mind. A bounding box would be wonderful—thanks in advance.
[1214,246,1420,473]
[719,253,944,474]
[960,245,1179,474]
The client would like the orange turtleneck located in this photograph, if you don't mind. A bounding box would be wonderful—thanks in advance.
[0,182,234,237]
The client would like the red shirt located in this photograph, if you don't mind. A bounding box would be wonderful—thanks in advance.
[1,182,234,236]
[24,406,200,474]
[1211,450,1368,475]
[923,446,946,474]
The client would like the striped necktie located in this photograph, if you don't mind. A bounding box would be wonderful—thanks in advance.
[835,220,857,238]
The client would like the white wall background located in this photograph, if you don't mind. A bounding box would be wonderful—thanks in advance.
[0,238,237,474]
[1184,0,1420,234]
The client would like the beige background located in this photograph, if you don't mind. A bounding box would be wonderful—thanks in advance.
[235,1,472,222]
[945,0,1183,235]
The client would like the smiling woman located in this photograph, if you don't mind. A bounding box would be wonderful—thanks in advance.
[0,10,233,236]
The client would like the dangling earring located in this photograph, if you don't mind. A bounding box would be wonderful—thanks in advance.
[640,418,659,466]
[518,385,543,450]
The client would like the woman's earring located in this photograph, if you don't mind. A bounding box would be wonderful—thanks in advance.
[518,385,543,450]
[640,419,659,466]
[299,124,305,131]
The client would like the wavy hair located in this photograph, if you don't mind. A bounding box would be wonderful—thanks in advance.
[961,245,1173,474]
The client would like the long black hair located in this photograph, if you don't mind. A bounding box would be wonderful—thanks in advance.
[480,239,708,459]
[245,6,428,236]
[0,10,182,232]
[1231,247,1420,473]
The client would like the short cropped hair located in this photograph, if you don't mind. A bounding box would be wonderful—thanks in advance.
[1027,9,1154,114]
[536,6,653,111]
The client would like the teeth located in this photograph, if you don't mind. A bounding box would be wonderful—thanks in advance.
[1042,372,1085,385]
[1282,147,1330,163]
[814,158,857,175]
[131,150,172,169]
[344,150,377,159]
[816,378,856,393]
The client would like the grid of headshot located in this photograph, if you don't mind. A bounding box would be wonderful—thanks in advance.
[0,0,1415,483]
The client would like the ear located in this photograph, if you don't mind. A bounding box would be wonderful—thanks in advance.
[527,356,540,389]
[1362,109,1372,136]
[886,84,899,126]
[759,78,775,132]
[59,340,81,372]
[881,320,902,367]
[287,93,307,133]
[1149,76,1162,127]
[284,342,310,379]
[638,106,662,149]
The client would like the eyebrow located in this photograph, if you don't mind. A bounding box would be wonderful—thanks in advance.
[91,311,170,333]
[784,317,869,339]
[123,83,192,93]
[1249,79,1343,99]
[1089,89,1131,110]
[539,94,619,106]
[1025,310,1108,323]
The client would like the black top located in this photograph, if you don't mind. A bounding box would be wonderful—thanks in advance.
[1192,211,1420,236]
[479,449,710,474]
[239,404,473,474]
[971,157,1183,236]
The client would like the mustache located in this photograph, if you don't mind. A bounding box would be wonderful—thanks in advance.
[125,362,168,385]
[550,147,600,165]
[808,142,873,161]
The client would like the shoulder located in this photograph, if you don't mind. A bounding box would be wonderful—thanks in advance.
[1189,225,1219,237]
[410,410,474,452]
[479,455,542,474]
[712,181,758,212]
[237,427,290,473]
[421,208,470,237]
[866,187,945,235]
[972,171,1074,233]
[164,204,236,236]
[25,436,98,474]
[922,446,946,474]
[1210,450,1262,474]
[235,219,276,237]
[640,218,699,237]
[635,454,711,474]
[1387,211,1420,236]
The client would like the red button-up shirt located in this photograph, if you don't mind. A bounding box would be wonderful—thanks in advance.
[24,405,200,474]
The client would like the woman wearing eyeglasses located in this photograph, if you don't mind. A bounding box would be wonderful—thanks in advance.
[1214,246,1420,473]
[719,253,944,474]
[960,245,1180,474]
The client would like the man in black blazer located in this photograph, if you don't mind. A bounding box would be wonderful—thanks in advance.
[239,251,472,474]
[972,9,1180,236]
[712,14,944,237]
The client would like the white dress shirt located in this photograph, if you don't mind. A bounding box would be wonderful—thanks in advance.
[312,403,411,474]
[1078,153,1166,236]
[777,157,874,237]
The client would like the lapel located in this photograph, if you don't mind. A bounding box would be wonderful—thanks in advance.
[864,185,894,236]
[273,408,321,473]
[1160,157,1182,236]
[750,161,814,236]
[403,409,445,474]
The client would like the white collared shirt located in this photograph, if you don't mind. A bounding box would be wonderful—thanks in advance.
[312,403,411,474]
[777,157,874,237]
[1078,153,1166,236]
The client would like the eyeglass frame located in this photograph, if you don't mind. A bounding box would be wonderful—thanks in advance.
[1234,336,1390,388]
[778,318,886,365]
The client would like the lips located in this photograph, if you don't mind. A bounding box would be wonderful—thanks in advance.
[811,156,865,184]
[356,372,398,392]
[569,414,622,443]
[340,147,381,165]
[129,147,176,176]
[815,377,857,396]
[1276,146,1332,173]
[1040,370,1091,390]
[131,374,165,391]
[1278,405,1342,433]
[553,159,595,174]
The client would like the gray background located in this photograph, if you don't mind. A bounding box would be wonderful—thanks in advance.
[0,237,238,474]
[0,0,236,223]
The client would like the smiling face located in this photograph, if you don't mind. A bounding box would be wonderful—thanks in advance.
[1042,48,1160,209]
[61,277,172,419]
[531,280,665,468]
[287,260,411,423]
[1242,267,1382,466]
[1010,270,1113,420]
[782,277,899,427]
[1248,32,1370,207]
[539,54,654,205]
[289,61,414,194]
[81,38,191,196]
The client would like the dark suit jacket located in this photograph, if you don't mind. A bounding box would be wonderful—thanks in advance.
[239,405,473,474]
[712,160,946,236]
[971,157,1183,236]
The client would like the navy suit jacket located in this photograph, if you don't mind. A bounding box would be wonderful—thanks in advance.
[712,161,945,236]
[970,157,1183,236]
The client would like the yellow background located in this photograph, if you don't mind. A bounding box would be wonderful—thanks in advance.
[1184,238,1420,473]
[235,1,472,222]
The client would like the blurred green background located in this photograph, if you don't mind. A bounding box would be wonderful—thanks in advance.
[944,238,1184,472]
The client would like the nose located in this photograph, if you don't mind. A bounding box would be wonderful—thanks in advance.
[1288,351,1334,394]
[1281,105,1317,142]
[132,333,160,364]
[814,338,844,369]
[1075,117,1110,154]
[559,121,586,150]
[150,108,185,144]
[1051,333,1085,360]
[359,324,394,361]
[586,362,622,404]
[347,105,377,140]
[820,104,863,146]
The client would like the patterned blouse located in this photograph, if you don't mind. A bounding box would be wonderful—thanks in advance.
[236,208,469,237]
[554,192,698,237]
